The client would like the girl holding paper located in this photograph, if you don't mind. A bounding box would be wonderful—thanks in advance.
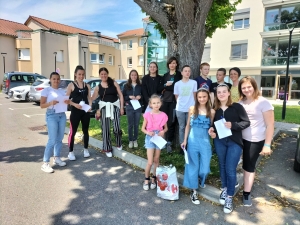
[40,72,69,173]
[66,65,92,160]
[210,84,250,214]
[141,94,168,191]
[122,69,142,149]
[181,88,216,205]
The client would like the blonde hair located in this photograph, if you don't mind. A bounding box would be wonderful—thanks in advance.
[148,94,162,107]
[193,88,212,118]
[214,84,233,110]
[238,76,260,100]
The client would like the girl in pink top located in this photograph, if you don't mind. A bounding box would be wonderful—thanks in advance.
[141,94,168,191]
[238,76,274,207]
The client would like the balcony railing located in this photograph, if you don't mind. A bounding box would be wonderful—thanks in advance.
[79,35,120,50]
[262,56,299,66]
[264,23,300,32]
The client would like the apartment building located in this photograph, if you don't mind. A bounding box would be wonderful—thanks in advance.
[0,16,123,80]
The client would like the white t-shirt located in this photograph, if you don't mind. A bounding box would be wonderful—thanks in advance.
[239,96,274,142]
[174,79,197,112]
[41,87,66,109]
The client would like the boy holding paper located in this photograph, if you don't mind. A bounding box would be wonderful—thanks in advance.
[209,84,250,214]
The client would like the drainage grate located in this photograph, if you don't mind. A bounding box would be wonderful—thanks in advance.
[28,125,46,131]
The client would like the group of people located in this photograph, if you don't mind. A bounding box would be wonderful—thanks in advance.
[40,57,274,215]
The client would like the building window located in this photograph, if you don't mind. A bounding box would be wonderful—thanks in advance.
[90,53,105,64]
[233,8,250,30]
[138,55,143,66]
[18,49,30,60]
[91,53,97,63]
[230,41,248,59]
[56,50,63,62]
[99,54,104,64]
[122,43,127,50]
[202,44,211,62]
[109,55,113,65]
[139,38,144,46]
[128,57,132,67]
[128,40,133,49]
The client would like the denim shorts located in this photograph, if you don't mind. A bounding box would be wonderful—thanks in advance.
[144,130,164,150]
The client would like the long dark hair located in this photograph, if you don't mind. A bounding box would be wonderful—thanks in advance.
[166,56,179,71]
[99,67,114,87]
[125,69,141,90]
[74,65,85,80]
[148,62,159,76]
[193,88,212,119]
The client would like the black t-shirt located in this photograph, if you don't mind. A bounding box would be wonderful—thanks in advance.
[210,82,232,96]
[98,83,118,103]
[70,82,89,104]
[163,72,175,102]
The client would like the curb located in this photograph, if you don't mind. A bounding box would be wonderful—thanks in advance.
[64,126,298,204]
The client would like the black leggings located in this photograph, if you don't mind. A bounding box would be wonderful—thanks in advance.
[160,101,176,142]
[68,108,90,151]
[242,139,264,172]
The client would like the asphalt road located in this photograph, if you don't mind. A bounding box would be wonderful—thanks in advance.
[0,93,299,225]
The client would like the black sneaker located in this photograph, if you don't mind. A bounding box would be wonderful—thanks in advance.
[243,194,252,206]
[224,197,233,214]
[219,188,227,205]
[190,191,200,205]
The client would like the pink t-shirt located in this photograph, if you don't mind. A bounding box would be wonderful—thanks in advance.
[239,96,274,142]
[143,112,168,131]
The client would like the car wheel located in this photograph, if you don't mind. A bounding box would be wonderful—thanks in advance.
[294,154,300,173]
[25,93,30,102]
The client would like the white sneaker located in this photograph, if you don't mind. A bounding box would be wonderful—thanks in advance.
[238,158,243,165]
[133,140,138,148]
[128,141,133,148]
[83,149,90,158]
[41,163,54,173]
[117,146,122,151]
[53,157,66,167]
[68,152,76,161]
[106,152,112,157]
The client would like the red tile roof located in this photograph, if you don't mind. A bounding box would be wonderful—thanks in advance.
[0,19,32,37]
[117,28,144,38]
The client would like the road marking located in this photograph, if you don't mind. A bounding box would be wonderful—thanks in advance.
[23,114,44,118]
[9,108,14,110]
[8,107,38,110]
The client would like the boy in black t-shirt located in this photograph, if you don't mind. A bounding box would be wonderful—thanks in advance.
[210,68,232,104]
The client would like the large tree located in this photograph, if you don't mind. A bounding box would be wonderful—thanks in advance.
[134,0,241,77]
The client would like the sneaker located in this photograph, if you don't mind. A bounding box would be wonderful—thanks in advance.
[199,184,206,189]
[219,188,227,205]
[235,181,239,188]
[128,141,133,149]
[133,140,138,148]
[106,152,112,158]
[143,182,149,191]
[83,149,90,158]
[238,158,243,165]
[53,157,66,167]
[243,194,252,207]
[68,152,76,161]
[117,146,122,151]
[150,182,157,189]
[224,197,233,214]
[190,191,200,205]
[41,163,54,173]
[166,143,172,153]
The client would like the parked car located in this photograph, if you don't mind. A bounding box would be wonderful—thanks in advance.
[8,85,31,101]
[29,78,73,103]
[2,71,46,94]
[294,127,300,173]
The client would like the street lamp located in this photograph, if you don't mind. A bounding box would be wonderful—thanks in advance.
[82,47,88,79]
[282,19,298,120]
[155,52,159,62]
[142,34,149,76]
[53,52,57,72]
[1,53,7,74]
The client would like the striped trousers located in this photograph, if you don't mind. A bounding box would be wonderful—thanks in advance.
[100,106,122,152]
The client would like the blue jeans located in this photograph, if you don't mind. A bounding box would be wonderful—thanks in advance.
[43,109,66,162]
[126,105,142,141]
[214,137,242,196]
[176,110,189,144]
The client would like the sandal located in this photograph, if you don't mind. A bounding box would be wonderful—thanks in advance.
[150,175,157,189]
[143,177,150,191]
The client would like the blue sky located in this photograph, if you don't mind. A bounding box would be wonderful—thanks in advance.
[0,0,146,38]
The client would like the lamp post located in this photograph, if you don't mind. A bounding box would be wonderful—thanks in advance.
[1,53,7,74]
[282,19,298,120]
[82,47,88,79]
[155,52,159,62]
[53,52,57,72]
[142,35,149,76]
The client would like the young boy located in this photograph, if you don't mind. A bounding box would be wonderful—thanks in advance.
[195,62,212,90]
[210,68,232,103]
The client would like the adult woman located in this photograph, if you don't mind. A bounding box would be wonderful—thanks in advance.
[229,67,241,103]
[122,69,142,148]
[161,57,182,153]
[92,67,124,157]
[210,84,250,213]
[141,62,163,112]
[66,65,92,160]
[238,76,274,207]
[40,72,69,173]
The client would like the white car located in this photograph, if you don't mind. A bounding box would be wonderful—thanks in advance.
[8,85,31,101]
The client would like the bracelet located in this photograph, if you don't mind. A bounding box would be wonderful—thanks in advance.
[264,143,271,148]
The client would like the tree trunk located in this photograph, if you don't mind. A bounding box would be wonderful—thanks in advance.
[134,0,213,78]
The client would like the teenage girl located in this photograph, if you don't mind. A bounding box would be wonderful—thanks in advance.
[181,88,216,204]
[66,65,92,160]
[141,94,168,190]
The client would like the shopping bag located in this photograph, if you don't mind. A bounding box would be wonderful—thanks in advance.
[156,165,179,200]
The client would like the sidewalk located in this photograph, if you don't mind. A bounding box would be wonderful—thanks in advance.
[65,120,300,204]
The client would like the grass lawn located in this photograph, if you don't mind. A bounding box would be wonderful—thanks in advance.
[273,105,300,124]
